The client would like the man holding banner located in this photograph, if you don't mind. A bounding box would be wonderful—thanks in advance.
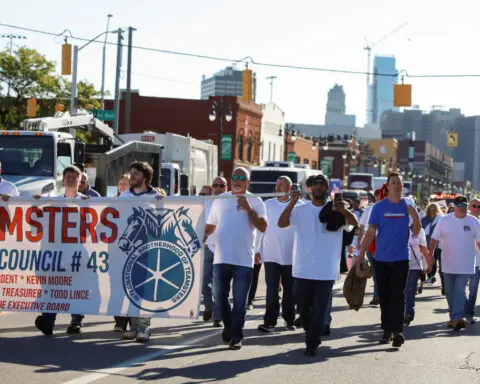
[205,167,267,350]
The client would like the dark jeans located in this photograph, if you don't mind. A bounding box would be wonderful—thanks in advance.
[248,263,262,305]
[366,251,378,298]
[202,246,220,320]
[375,260,409,334]
[295,278,334,349]
[213,263,253,341]
[405,269,420,319]
[114,316,130,330]
[429,249,445,288]
[42,313,84,328]
[465,267,480,318]
[263,262,295,327]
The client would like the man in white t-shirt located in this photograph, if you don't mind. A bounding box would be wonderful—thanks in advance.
[32,165,88,336]
[202,177,227,326]
[279,174,358,356]
[119,161,163,342]
[429,195,480,331]
[257,176,302,333]
[205,167,267,350]
[0,161,20,199]
[465,198,480,323]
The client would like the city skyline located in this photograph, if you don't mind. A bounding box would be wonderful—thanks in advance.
[1,0,480,126]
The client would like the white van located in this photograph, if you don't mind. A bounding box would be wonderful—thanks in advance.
[248,166,323,196]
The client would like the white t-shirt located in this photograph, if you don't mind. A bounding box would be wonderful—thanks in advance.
[289,203,344,280]
[260,198,303,265]
[409,228,427,270]
[207,192,267,268]
[359,204,374,229]
[431,213,480,274]
[0,178,19,197]
[42,191,86,199]
[204,200,217,252]
[119,187,160,198]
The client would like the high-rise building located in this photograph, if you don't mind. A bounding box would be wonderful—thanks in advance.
[325,84,356,126]
[453,116,480,190]
[201,66,256,101]
[368,56,398,125]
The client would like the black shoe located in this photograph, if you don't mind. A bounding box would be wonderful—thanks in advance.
[370,297,380,306]
[285,324,296,331]
[66,323,82,334]
[35,315,53,336]
[417,286,423,294]
[379,332,392,344]
[229,339,242,350]
[203,310,213,322]
[441,287,446,296]
[293,317,302,327]
[323,325,331,336]
[221,328,231,344]
[213,320,222,328]
[431,277,437,284]
[304,347,317,357]
[392,333,405,348]
[257,324,275,333]
[404,316,413,326]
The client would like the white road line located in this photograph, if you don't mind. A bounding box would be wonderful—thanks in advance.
[62,280,345,384]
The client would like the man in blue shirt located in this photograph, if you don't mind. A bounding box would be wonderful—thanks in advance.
[358,171,421,348]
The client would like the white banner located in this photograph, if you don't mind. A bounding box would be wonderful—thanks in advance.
[0,197,205,319]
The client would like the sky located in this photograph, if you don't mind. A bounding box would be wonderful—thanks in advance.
[1,0,480,126]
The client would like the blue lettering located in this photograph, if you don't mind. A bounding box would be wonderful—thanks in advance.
[0,249,7,270]
[19,250,29,271]
[41,251,52,272]
[29,250,41,271]
[8,250,19,270]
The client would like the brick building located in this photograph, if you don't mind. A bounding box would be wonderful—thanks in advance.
[285,134,320,169]
[105,92,262,181]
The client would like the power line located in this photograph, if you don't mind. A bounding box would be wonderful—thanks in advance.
[2,22,480,79]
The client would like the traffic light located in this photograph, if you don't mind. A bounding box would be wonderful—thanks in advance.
[27,98,37,117]
[62,43,72,75]
[242,69,253,101]
[55,103,64,112]
[394,84,412,107]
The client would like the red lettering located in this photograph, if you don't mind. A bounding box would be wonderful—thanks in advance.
[43,207,61,243]
[61,207,78,243]
[0,207,23,241]
[100,208,119,243]
[25,207,43,242]
[80,207,98,243]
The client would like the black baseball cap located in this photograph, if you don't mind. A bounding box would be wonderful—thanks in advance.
[454,195,468,207]
[306,174,330,188]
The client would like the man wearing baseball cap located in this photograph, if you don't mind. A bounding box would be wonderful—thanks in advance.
[429,195,480,331]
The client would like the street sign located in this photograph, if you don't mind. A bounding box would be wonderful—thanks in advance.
[96,110,115,121]
[287,151,296,162]
[446,132,458,148]
[221,135,232,160]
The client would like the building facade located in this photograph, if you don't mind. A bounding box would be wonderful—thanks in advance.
[260,102,285,163]
[453,116,480,190]
[325,84,356,126]
[201,66,257,101]
[284,134,320,169]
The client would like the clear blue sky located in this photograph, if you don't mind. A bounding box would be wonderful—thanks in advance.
[1,0,480,126]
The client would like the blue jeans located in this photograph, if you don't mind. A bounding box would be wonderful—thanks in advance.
[366,251,378,298]
[465,267,480,318]
[263,262,295,326]
[405,269,420,319]
[42,313,84,328]
[213,263,253,341]
[202,246,220,320]
[443,273,470,320]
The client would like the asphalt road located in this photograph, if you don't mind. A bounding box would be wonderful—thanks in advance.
[1,274,480,384]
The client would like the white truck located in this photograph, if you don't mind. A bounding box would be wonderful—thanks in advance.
[0,111,163,196]
[119,132,217,196]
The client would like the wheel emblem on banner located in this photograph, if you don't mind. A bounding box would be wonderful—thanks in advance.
[119,207,201,312]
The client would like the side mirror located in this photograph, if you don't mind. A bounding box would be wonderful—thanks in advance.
[74,142,85,164]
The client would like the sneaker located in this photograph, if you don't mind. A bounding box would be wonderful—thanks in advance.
[257,324,275,333]
[293,316,302,327]
[441,287,445,296]
[135,330,151,342]
[392,333,405,348]
[304,347,316,357]
[430,277,437,284]
[417,286,423,294]
[203,310,213,322]
[370,297,380,306]
[447,320,455,329]
[213,320,222,328]
[113,325,125,332]
[229,339,242,350]
[122,330,137,340]
[466,316,477,324]
[66,323,82,335]
[221,328,231,344]
[404,316,413,326]
[323,325,331,336]
[285,324,296,331]
[379,332,392,344]
[425,277,433,284]
[453,319,466,332]
[247,304,254,311]
[35,315,53,336]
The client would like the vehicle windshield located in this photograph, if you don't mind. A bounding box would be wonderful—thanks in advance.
[0,135,54,177]
[161,168,171,193]
[250,170,299,183]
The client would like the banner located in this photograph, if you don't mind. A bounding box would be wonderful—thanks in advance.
[221,135,232,160]
[0,197,205,319]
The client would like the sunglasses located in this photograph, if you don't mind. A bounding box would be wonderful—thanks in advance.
[212,183,226,188]
[231,175,247,181]
[456,203,468,208]
[471,204,480,209]
[311,180,328,187]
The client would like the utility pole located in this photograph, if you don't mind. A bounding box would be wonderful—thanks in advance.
[125,26,136,134]
[100,14,113,110]
[113,29,124,135]
[266,76,277,103]
[1,34,27,97]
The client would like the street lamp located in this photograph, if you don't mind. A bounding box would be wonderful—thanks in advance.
[1,34,27,97]
[100,14,114,109]
[209,97,233,174]
[279,125,296,161]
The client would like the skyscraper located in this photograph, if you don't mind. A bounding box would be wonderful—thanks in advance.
[201,66,256,101]
[325,84,355,126]
[368,56,398,125]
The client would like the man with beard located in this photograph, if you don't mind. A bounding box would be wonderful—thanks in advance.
[279,174,357,356]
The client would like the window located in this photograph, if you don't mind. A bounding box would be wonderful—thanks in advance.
[268,141,271,160]
[247,137,253,162]
[238,135,244,160]
[303,159,309,165]
[295,156,301,163]
[273,143,276,160]
[312,160,317,169]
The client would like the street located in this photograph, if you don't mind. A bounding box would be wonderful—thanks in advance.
[1,274,480,384]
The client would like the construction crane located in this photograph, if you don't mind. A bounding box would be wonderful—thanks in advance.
[266,76,277,103]
[364,22,408,121]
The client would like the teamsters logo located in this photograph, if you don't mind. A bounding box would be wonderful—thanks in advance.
[119,207,201,312]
